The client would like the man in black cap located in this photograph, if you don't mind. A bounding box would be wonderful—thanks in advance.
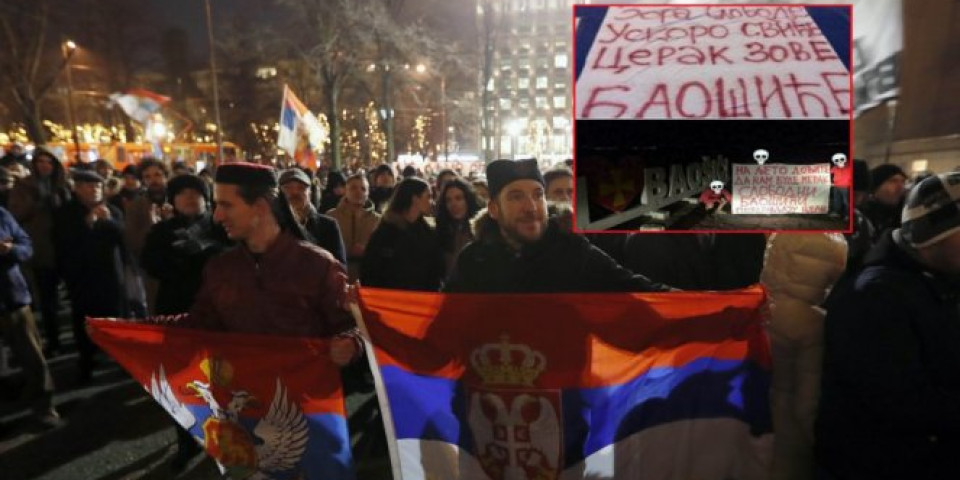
[54,170,133,383]
[279,168,347,266]
[817,172,960,479]
[860,163,908,239]
[183,162,359,366]
[444,159,669,293]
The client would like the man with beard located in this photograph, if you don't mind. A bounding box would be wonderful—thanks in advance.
[124,158,171,314]
[444,159,668,293]
[279,168,346,265]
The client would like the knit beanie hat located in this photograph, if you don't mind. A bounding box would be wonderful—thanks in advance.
[896,172,960,248]
[870,164,907,193]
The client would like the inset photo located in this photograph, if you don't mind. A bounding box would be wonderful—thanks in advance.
[575,4,852,120]
[575,120,851,232]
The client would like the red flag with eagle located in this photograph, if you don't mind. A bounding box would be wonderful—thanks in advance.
[87,319,355,480]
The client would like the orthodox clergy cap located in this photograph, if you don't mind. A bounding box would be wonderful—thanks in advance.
[215,162,278,188]
[486,159,545,199]
[279,168,311,187]
[897,172,960,248]
[71,169,104,184]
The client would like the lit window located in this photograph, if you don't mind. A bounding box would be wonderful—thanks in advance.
[553,96,566,108]
[255,67,277,79]
[499,98,512,110]
[554,54,568,68]
[536,76,548,89]
[518,78,530,89]
[536,96,548,109]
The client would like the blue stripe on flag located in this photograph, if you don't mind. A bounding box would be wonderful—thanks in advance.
[281,103,297,130]
[807,6,851,71]
[183,406,354,480]
[575,6,608,82]
[382,357,771,467]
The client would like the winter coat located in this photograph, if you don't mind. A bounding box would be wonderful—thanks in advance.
[53,199,131,316]
[816,231,960,479]
[327,198,380,281]
[8,163,71,270]
[0,207,34,313]
[360,212,445,291]
[187,231,354,337]
[760,233,847,480]
[859,198,901,241]
[369,186,393,213]
[295,204,347,266]
[140,214,230,315]
[438,220,474,276]
[444,212,669,293]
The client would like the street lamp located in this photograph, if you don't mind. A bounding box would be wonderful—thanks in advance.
[61,39,80,162]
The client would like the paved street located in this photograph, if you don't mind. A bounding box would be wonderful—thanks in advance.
[0,303,389,480]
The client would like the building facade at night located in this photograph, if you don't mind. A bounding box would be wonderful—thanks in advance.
[478,0,580,165]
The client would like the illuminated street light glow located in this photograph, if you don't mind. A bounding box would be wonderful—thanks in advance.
[65,40,77,50]
[415,64,427,74]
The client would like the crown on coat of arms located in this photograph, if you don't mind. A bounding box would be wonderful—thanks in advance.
[200,357,234,387]
[470,334,546,387]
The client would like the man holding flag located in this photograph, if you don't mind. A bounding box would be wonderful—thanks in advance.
[89,162,362,479]
[182,162,360,362]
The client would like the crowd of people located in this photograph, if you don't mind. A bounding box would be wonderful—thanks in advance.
[0,142,958,479]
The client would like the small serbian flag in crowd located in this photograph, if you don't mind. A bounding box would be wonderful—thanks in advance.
[358,287,773,480]
[278,84,326,168]
[87,319,354,480]
[108,89,170,124]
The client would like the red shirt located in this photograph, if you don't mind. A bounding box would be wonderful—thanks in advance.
[699,189,732,207]
[831,165,852,187]
[187,231,354,337]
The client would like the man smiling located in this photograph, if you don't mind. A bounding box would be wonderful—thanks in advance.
[444,159,668,293]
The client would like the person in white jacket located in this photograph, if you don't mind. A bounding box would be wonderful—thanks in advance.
[760,233,846,480]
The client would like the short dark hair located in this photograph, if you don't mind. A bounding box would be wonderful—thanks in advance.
[137,158,169,180]
[235,183,279,206]
[346,172,368,184]
[386,177,430,216]
[543,167,573,189]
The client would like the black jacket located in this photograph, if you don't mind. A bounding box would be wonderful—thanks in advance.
[140,214,230,315]
[298,204,347,266]
[444,212,669,293]
[361,212,445,291]
[816,231,960,479]
[53,199,131,316]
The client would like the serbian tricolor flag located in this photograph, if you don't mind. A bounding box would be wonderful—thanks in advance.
[358,287,773,480]
[278,85,326,168]
[109,89,171,124]
[88,320,355,480]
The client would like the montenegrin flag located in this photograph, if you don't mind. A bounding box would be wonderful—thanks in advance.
[357,287,773,480]
[87,319,355,480]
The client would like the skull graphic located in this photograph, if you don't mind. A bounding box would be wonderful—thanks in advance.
[831,153,847,168]
[753,149,769,165]
[710,180,724,195]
